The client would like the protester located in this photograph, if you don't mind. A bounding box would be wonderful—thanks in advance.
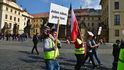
[31,33,39,55]
[117,40,124,70]
[73,34,86,70]
[91,36,101,66]
[82,31,97,69]
[42,26,60,70]
[112,40,121,70]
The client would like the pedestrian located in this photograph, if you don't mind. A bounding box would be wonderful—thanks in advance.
[73,34,86,70]
[82,31,97,69]
[117,40,124,70]
[42,26,60,70]
[90,36,101,66]
[112,40,120,70]
[31,33,39,55]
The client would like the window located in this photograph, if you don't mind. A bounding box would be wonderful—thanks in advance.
[114,2,119,9]
[88,23,90,26]
[9,23,12,28]
[11,9,13,12]
[14,17,16,21]
[114,15,120,25]
[84,17,85,20]
[18,12,20,15]
[15,11,17,14]
[5,14,8,19]
[10,16,12,20]
[115,30,119,37]
[92,23,94,26]
[92,17,94,20]
[18,18,20,22]
[99,17,100,20]
[6,7,8,11]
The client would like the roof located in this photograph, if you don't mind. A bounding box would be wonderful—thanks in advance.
[74,9,88,13]
[30,12,49,18]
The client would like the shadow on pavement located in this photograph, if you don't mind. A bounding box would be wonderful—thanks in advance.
[19,58,38,63]
[19,55,44,63]
[18,51,31,55]
[28,55,43,60]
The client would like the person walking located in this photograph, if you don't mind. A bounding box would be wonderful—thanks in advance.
[117,40,124,70]
[31,33,39,55]
[73,34,86,70]
[82,32,97,69]
[112,40,120,70]
[43,26,60,70]
[91,36,101,66]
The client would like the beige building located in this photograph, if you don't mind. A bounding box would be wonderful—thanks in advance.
[30,12,48,36]
[0,0,32,34]
[100,0,124,43]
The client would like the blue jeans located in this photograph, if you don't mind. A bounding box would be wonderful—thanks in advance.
[45,59,60,70]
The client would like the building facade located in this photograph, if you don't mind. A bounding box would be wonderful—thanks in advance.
[67,9,101,39]
[30,9,101,39]
[30,12,48,36]
[100,0,124,43]
[0,0,32,34]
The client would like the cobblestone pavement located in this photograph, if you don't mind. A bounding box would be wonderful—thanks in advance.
[0,39,113,70]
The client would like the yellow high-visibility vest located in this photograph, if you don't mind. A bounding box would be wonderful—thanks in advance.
[117,48,124,70]
[75,48,85,54]
[44,38,59,59]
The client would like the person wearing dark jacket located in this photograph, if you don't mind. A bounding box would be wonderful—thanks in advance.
[31,33,39,55]
[112,40,120,70]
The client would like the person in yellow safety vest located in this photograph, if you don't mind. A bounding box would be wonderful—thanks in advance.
[42,26,60,70]
[117,41,124,70]
[73,34,86,70]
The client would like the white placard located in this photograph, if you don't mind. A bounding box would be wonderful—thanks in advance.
[48,3,69,25]
[98,27,102,35]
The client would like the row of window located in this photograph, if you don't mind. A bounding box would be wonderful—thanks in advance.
[33,19,42,22]
[86,23,95,27]
[6,7,21,15]
[5,14,20,22]
[77,17,100,21]
[4,22,12,29]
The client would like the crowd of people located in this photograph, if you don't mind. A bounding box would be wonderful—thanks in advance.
[0,33,28,41]
[33,25,102,70]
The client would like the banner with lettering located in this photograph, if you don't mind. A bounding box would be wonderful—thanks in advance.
[48,3,69,25]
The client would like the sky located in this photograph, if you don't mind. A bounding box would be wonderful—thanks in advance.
[16,0,101,14]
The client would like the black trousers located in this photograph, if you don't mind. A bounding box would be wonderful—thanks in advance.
[112,57,118,70]
[75,54,85,70]
[31,42,39,54]
[83,52,96,68]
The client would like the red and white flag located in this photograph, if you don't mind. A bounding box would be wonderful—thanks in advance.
[71,7,78,41]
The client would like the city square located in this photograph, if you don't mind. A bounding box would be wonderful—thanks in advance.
[0,0,124,70]
[0,39,113,70]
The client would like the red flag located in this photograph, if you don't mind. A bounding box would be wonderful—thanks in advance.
[71,7,78,41]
